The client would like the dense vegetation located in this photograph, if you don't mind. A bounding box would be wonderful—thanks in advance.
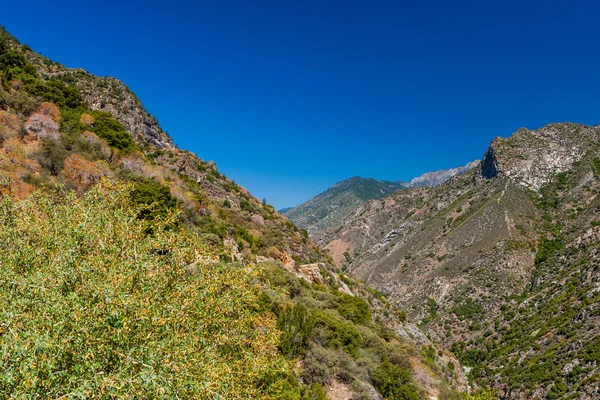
[0,181,292,398]
[0,26,490,399]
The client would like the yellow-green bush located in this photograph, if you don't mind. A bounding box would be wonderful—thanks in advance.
[0,179,291,398]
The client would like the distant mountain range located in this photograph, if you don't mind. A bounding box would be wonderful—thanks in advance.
[283,161,479,240]
[404,160,480,188]
[283,177,406,240]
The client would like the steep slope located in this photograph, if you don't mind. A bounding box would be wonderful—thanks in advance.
[0,27,470,399]
[405,160,480,188]
[284,177,405,240]
[324,122,600,398]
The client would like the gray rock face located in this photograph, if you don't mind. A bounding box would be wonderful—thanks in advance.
[406,160,480,188]
[480,146,498,179]
[323,123,600,336]
[83,76,173,149]
[479,123,599,190]
[324,121,600,399]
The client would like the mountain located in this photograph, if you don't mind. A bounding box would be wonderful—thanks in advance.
[405,160,480,188]
[278,206,294,213]
[323,122,600,399]
[0,27,471,399]
[283,177,406,240]
[284,163,480,243]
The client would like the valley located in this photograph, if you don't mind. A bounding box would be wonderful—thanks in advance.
[287,123,600,399]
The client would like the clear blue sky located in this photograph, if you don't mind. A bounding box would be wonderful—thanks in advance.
[2,1,599,208]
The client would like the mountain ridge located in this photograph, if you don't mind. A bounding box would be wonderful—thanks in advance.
[322,121,600,399]
[284,161,481,241]
[283,177,406,240]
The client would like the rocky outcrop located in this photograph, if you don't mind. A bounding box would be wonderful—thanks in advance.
[478,123,599,190]
[480,144,498,179]
[43,69,173,149]
[324,123,600,332]
[324,121,600,399]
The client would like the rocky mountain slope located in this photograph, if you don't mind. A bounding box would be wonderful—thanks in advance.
[284,177,405,240]
[323,122,600,399]
[405,160,480,188]
[0,27,473,399]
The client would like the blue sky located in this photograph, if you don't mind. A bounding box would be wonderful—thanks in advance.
[2,1,599,208]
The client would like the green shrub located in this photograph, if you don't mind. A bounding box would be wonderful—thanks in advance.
[335,292,372,324]
[301,346,334,385]
[312,311,363,355]
[372,360,419,400]
[0,50,37,81]
[461,389,497,400]
[88,111,135,151]
[277,304,314,358]
[25,80,85,109]
[36,138,68,175]
[308,383,327,400]
[453,299,484,321]
[130,180,177,221]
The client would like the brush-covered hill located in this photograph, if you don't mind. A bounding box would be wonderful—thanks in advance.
[0,27,479,399]
[323,122,600,399]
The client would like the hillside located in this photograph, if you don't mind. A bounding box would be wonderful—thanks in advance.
[284,177,406,240]
[323,122,600,399]
[0,27,476,399]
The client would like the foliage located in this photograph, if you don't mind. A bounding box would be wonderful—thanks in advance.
[452,299,484,321]
[25,80,85,109]
[277,304,314,358]
[0,50,38,81]
[312,310,364,355]
[461,389,497,400]
[301,346,334,385]
[372,360,420,400]
[130,179,177,221]
[257,263,432,398]
[0,180,292,398]
[87,110,135,151]
[36,138,68,175]
[335,291,372,324]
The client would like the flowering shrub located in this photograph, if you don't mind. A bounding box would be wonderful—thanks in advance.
[0,180,292,398]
